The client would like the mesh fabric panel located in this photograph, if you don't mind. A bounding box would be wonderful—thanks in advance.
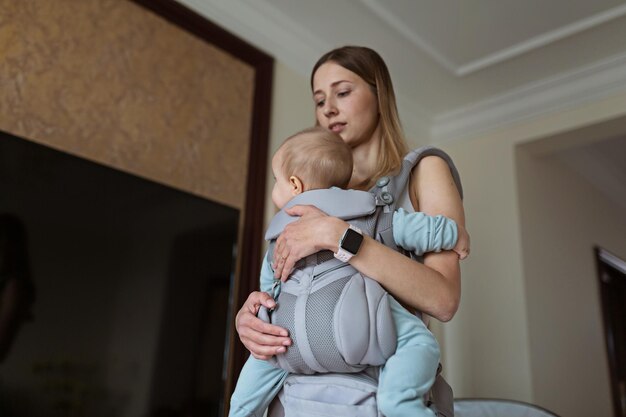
[274,292,313,374]
[306,275,356,372]
[316,250,335,264]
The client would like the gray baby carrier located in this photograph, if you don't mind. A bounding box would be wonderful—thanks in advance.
[262,146,463,417]
[260,188,398,374]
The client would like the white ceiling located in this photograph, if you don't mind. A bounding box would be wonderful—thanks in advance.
[175,0,626,209]
[361,0,626,75]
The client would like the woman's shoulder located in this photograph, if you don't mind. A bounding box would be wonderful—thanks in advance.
[405,146,463,200]
[404,146,455,170]
[400,147,463,216]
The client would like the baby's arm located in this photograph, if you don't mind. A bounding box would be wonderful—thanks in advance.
[260,250,278,295]
[392,208,469,259]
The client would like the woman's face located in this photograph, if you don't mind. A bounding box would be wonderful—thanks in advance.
[312,62,380,148]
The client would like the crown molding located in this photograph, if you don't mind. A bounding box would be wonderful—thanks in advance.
[360,0,626,77]
[431,52,626,144]
[456,4,626,76]
[358,0,458,74]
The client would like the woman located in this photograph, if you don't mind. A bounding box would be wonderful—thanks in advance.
[235,46,465,416]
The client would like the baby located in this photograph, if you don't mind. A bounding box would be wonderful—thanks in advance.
[230,127,469,417]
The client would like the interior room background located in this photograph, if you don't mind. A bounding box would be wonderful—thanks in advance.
[2,1,626,417]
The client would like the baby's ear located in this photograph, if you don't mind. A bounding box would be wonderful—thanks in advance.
[289,176,304,195]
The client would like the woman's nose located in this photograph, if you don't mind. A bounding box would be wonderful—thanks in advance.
[323,100,337,117]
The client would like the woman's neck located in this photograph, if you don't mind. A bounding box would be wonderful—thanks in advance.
[349,137,381,190]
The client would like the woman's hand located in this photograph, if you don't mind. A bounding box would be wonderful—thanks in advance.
[272,205,346,282]
[453,224,470,260]
[235,291,292,360]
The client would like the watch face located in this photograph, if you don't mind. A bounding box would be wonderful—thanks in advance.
[342,228,364,254]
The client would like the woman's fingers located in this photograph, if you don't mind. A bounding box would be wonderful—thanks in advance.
[235,291,292,358]
[273,205,330,280]
[284,204,324,218]
[244,314,289,338]
[238,314,291,358]
[240,323,291,347]
[242,338,287,360]
[281,255,296,282]
[238,291,275,316]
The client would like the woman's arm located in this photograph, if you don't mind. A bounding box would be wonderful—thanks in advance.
[274,156,465,322]
[355,156,464,321]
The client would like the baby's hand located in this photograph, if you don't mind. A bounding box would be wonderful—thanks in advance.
[454,225,470,260]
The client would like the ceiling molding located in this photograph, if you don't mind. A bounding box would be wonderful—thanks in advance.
[358,0,459,74]
[456,4,626,76]
[431,51,626,143]
[360,0,626,77]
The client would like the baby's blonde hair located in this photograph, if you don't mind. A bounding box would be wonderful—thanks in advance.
[280,127,353,191]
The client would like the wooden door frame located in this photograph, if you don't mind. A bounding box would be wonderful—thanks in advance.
[595,246,626,417]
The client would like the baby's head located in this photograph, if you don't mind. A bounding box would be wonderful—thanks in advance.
[271,126,353,209]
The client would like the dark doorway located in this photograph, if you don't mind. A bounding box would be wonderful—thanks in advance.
[595,246,626,417]
[0,131,238,417]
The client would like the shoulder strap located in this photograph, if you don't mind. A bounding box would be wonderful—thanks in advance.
[370,146,463,251]
[264,188,376,241]
[371,146,463,206]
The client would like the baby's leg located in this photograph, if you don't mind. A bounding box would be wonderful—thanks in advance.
[229,357,288,417]
[377,296,440,417]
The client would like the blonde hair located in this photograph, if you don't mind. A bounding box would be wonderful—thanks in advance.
[311,46,409,188]
[280,127,353,190]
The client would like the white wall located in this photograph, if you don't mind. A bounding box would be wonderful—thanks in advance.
[438,90,626,413]
[264,62,314,232]
[437,129,534,402]
[516,145,625,417]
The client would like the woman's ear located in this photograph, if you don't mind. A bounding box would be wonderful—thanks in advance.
[289,176,304,196]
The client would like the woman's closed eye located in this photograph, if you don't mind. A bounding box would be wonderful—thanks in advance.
[337,89,350,98]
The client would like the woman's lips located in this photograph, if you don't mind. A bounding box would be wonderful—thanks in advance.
[329,123,346,133]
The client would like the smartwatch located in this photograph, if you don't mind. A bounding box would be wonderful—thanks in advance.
[333,225,364,262]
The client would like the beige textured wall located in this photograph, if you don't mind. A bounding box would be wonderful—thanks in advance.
[0,0,254,209]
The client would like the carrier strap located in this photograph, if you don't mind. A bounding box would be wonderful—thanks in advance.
[265,188,376,241]
[369,146,464,252]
